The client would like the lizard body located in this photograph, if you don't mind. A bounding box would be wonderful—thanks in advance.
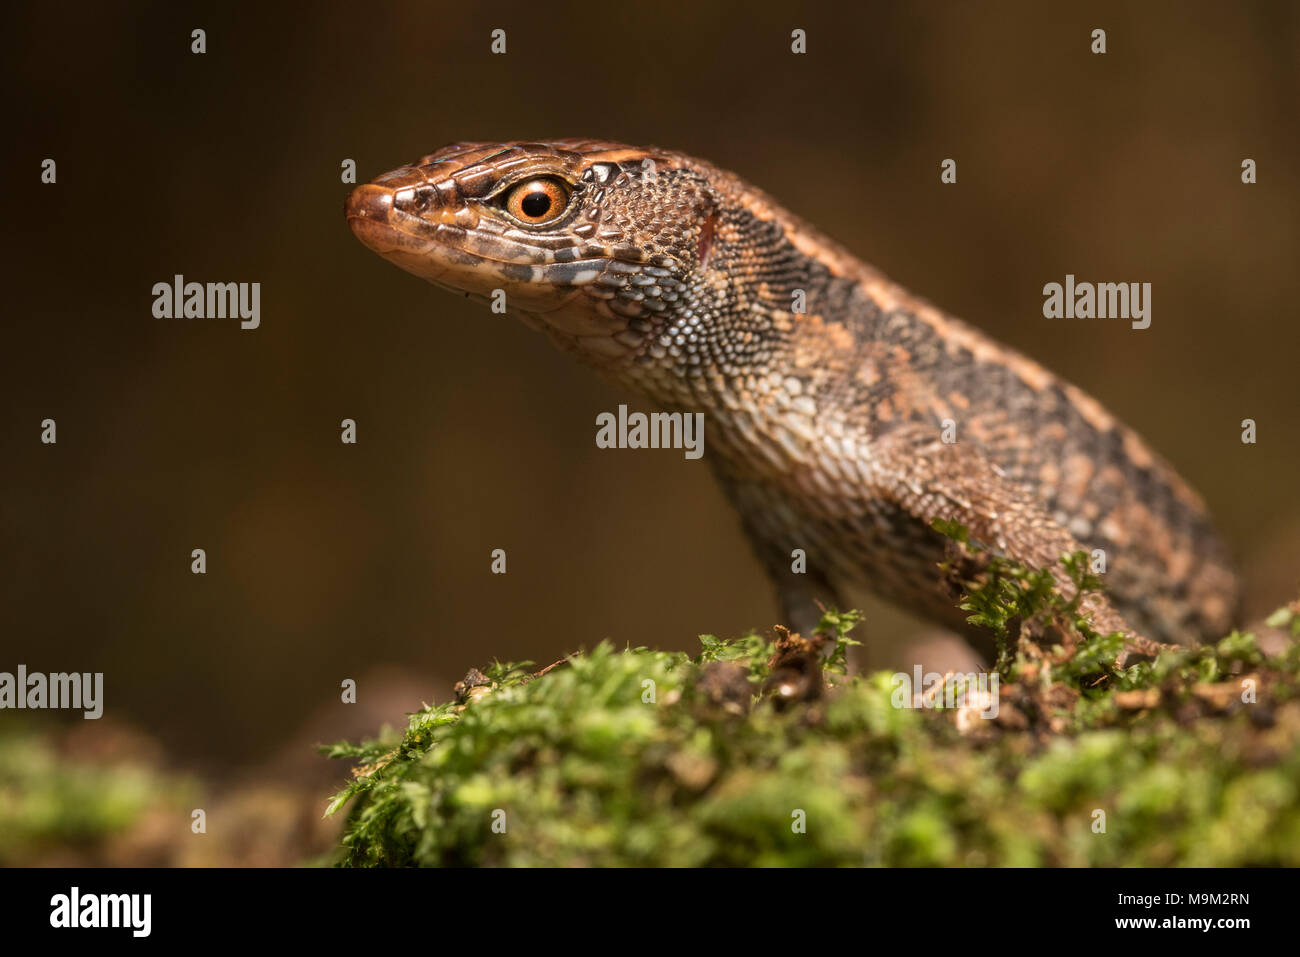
[346,139,1239,657]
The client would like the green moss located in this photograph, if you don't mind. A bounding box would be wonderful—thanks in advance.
[325,575,1300,865]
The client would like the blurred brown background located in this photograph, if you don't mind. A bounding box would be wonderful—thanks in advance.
[3,0,1298,772]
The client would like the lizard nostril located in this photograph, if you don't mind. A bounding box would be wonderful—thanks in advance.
[390,185,439,215]
[392,187,416,210]
[412,187,436,213]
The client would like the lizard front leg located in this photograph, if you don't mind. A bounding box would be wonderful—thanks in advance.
[715,470,846,637]
[863,423,1168,663]
[771,569,841,639]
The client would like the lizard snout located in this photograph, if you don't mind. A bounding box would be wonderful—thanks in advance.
[345,174,451,258]
[345,183,394,231]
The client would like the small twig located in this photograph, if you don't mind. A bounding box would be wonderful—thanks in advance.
[527,653,579,682]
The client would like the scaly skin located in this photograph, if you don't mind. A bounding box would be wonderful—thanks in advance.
[345,139,1239,660]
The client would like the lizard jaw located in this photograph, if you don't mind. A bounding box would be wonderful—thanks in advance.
[346,181,579,313]
[345,181,648,358]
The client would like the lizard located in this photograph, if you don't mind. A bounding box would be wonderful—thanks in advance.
[344,138,1240,662]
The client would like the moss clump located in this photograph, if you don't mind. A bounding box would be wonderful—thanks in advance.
[325,526,1300,867]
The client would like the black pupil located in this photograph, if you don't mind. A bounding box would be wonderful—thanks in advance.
[521,191,552,218]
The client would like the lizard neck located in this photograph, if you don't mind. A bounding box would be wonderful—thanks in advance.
[532,166,867,421]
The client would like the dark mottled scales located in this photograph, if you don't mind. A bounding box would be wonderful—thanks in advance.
[347,139,1241,659]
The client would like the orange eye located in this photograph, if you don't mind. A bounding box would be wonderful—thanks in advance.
[502,177,571,224]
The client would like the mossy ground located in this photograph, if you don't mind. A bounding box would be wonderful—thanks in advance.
[325,536,1300,867]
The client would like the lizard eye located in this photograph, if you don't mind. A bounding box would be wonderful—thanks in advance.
[501,177,571,225]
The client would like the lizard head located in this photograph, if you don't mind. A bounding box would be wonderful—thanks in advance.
[346,139,793,388]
